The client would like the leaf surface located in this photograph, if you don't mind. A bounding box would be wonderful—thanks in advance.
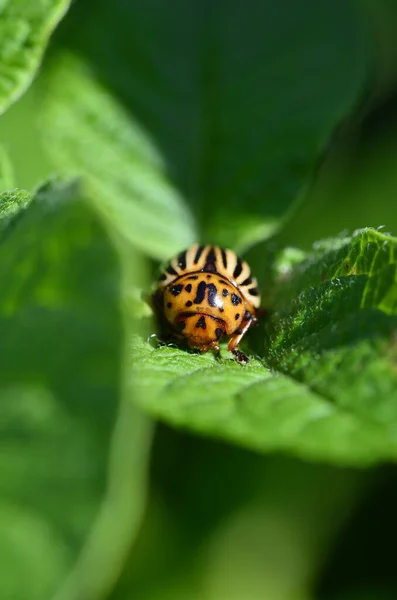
[41,55,197,259]
[0,145,14,189]
[0,181,152,599]
[130,229,397,466]
[0,0,70,114]
[41,0,370,252]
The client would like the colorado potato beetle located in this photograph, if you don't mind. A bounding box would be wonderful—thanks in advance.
[150,244,261,364]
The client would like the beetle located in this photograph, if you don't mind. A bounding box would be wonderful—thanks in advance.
[149,244,261,364]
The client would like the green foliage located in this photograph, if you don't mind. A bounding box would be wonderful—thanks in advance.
[129,229,397,466]
[0,181,152,599]
[40,0,369,253]
[1,1,397,599]
[0,0,70,114]
[0,145,14,188]
[41,54,197,259]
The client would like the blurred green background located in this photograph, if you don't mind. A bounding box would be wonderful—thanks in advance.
[2,0,397,599]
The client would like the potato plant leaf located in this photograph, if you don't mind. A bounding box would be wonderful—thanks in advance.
[0,181,152,599]
[41,55,197,259]
[129,229,397,466]
[0,145,14,189]
[0,0,70,114]
[41,0,370,252]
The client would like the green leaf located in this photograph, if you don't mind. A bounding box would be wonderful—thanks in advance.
[53,402,153,600]
[265,229,397,424]
[0,145,14,189]
[41,0,370,253]
[0,186,31,237]
[129,228,397,466]
[0,0,71,115]
[0,180,152,599]
[41,55,197,260]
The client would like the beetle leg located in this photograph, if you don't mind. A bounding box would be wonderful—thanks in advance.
[231,349,250,365]
[227,310,254,363]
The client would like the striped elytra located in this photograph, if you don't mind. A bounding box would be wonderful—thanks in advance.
[151,244,261,364]
[157,244,260,309]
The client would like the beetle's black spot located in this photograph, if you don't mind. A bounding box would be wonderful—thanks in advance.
[170,284,183,296]
[233,258,243,279]
[167,265,178,276]
[241,276,252,287]
[219,307,224,313]
[215,327,224,339]
[195,315,207,329]
[193,281,206,304]
[235,313,240,320]
[231,293,242,306]
[185,300,193,307]
[206,274,212,279]
[207,283,218,307]
[235,328,243,335]
[177,250,187,270]
[187,275,199,280]
[159,272,167,281]
[194,245,205,264]
[167,302,172,308]
[185,283,192,293]
[177,320,186,330]
[222,288,229,297]
[248,287,259,296]
[221,248,227,269]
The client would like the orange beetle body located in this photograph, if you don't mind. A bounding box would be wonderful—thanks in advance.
[151,244,261,363]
